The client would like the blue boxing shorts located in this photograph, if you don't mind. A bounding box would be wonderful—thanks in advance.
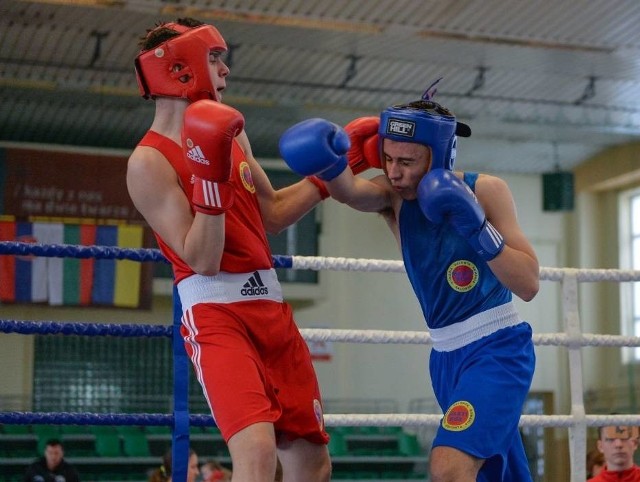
[429,322,535,482]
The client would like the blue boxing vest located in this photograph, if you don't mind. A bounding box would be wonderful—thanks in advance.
[399,172,512,330]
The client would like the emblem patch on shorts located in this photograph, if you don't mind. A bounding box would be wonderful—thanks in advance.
[442,400,475,431]
[446,260,479,292]
[313,399,324,432]
[239,161,255,193]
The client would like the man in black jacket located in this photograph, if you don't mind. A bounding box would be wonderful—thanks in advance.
[24,438,80,482]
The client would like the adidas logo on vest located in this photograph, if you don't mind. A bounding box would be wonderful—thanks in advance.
[186,145,210,165]
[241,271,269,296]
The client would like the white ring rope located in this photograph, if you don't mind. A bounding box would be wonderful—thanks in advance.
[301,328,640,348]
[290,256,640,482]
[291,255,640,282]
[324,414,640,428]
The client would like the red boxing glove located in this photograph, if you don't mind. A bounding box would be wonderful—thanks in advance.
[345,117,382,175]
[182,100,245,215]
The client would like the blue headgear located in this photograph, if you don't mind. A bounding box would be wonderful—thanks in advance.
[378,80,471,170]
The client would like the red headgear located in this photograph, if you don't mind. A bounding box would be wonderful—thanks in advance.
[135,24,227,102]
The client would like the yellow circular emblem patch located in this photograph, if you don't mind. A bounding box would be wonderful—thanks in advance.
[442,400,475,431]
[446,260,479,292]
[239,161,255,193]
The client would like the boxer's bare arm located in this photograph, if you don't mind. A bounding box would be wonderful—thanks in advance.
[127,146,225,275]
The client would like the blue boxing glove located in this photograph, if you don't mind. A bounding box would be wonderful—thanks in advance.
[279,118,350,181]
[418,169,505,261]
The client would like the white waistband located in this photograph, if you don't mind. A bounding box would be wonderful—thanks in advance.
[177,269,283,312]
[429,302,521,352]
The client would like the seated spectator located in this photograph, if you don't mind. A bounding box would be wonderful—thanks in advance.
[200,459,232,481]
[24,438,80,482]
[586,447,605,479]
[148,448,199,482]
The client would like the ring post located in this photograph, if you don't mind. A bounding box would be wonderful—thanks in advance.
[563,272,586,482]
[172,284,190,482]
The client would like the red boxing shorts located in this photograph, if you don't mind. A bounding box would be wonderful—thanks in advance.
[181,299,328,445]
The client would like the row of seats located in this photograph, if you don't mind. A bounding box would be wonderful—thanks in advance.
[332,471,428,480]
[0,432,150,459]
[2,423,422,458]
[2,423,408,437]
[2,424,424,458]
[0,424,218,458]
[327,428,424,457]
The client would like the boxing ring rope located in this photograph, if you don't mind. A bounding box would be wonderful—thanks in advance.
[2,242,640,482]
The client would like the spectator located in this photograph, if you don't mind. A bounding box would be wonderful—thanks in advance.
[148,448,199,482]
[200,459,232,481]
[24,438,80,482]
[588,425,640,481]
[586,447,605,479]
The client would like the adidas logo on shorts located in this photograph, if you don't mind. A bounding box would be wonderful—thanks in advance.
[241,271,269,296]
[186,145,210,165]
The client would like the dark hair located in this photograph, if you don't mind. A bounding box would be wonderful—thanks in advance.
[402,99,455,117]
[139,17,205,50]
[45,438,63,448]
[586,447,604,478]
[148,448,196,482]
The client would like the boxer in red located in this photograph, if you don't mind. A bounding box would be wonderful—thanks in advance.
[127,17,331,482]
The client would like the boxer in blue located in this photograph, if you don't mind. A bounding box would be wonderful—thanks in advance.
[278,83,540,482]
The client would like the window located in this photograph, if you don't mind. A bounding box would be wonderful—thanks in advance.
[619,187,640,362]
[33,335,210,414]
[266,169,319,285]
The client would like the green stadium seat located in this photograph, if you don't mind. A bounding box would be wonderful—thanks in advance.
[95,433,122,457]
[1,424,31,434]
[353,425,379,435]
[202,425,221,435]
[60,424,90,434]
[145,425,171,434]
[33,424,60,438]
[121,432,151,457]
[380,471,408,479]
[330,426,357,435]
[379,425,403,435]
[33,425,61,452]
[327,432,348,456]
[352,471,380,479]
[3,443,37,458]
[330,471,354,480]
[398,432,422,456]
[90,425,119,435]
[116,425,145,435]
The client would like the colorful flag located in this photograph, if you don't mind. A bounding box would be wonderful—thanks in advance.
[62,224,97,306]
[91,224,144,308]
[0,220,17,302]
[0,221,144,308]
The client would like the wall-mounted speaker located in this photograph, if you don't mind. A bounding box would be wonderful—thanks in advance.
[542,171,574,211]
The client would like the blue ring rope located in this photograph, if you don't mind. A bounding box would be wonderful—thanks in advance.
[0,241,293,268]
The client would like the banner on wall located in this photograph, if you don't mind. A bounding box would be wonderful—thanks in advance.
[0,145,155,309]
[0,146,146,223]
